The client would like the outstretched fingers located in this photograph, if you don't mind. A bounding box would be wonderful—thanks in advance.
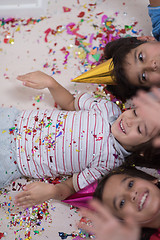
[14,182,38,208]
[17,73,38,88]
[14,191,33,208]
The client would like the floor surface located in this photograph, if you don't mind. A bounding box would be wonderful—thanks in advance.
[0,0,154,239]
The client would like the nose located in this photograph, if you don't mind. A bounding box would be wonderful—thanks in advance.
[151,60,157,71]
[130,190,138,202]
[145,59,157,71]
[126,117,134,127]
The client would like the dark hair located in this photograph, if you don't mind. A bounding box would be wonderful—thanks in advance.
[123,132,160,168]
[94,165,160,240]
[103,37,150,102]
[126,141,160,170]
[94,165,157,201]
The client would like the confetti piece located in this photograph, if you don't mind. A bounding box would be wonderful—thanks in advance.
[77,12,85,18]
[63,6,71,12]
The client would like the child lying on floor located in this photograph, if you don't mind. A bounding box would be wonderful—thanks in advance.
[1,71,159,208]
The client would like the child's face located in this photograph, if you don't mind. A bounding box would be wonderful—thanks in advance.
[111,108,156,151]
[102,174,160,226]
[124,41,160,87]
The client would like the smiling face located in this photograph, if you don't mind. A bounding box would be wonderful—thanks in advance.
[111,108,157,151]
[124,41,160,87]
[102,174,160,227]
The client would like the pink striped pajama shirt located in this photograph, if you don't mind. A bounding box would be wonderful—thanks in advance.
[16,93,130,191]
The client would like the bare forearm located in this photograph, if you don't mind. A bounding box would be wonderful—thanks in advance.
[48,78,75,111]
[50,177,76,200]
[14,177,76,208]
[149,0,160,7]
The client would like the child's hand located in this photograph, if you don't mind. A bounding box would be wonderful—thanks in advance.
[17,71,54,89]
[137,36,156,42]
[14,181,54,208]
[133,88,160,146]
[78,200,140,240]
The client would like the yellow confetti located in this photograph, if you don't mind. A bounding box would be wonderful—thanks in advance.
[17,135,21,140]
[35,137,39,143]
[63,114,68,119]
[9,38,14,44]
[16,26,20,31]
[2,130,6,133]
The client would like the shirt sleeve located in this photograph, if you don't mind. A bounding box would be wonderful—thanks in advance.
[72,165,110,191]
[74,92,121,121]
[148,5,160,41]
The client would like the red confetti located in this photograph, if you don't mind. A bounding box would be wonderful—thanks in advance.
[120,29,126,34]
[96,12,104,15]
[77,11,85,18]
[75,38,80,46]
[0,233,4,239]
[44,28,52,42]
[4,38,8,43]
[63,6,71,12]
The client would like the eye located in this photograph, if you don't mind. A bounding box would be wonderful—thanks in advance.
[138,52,143,61]
[142,72,146,82]
[119,199,125,209]
[128,180,134,189]
[133,109,137,117]
[137,126,142,134]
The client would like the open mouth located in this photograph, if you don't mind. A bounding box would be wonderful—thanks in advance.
[138,191,149,211]
[119,119,126,134]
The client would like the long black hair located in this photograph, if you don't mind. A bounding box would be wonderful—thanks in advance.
[102,37,150,102]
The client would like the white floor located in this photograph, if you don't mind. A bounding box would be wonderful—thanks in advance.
[0,0,152,239]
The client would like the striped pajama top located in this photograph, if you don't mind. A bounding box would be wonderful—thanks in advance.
[15,93,130,191]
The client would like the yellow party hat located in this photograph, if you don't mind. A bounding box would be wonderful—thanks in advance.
[71,58,115,84]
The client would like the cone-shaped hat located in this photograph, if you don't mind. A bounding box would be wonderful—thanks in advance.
[71,58,115,84]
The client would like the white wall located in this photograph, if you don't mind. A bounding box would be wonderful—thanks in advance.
[0,0,47,17]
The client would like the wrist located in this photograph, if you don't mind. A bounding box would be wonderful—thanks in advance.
[47,76,56,88]
[45,183,56,200]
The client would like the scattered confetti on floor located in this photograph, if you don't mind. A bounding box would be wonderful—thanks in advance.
[0,0,152,239]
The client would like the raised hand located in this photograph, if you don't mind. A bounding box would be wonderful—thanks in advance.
[78,200,140,240]
[17,70,75,110]
[17,71,54,89]
[133,88,160,146]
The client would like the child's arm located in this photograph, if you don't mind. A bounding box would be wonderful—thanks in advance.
[17,71,75,111]
[149,0,160,7]
[14,177,76,208]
